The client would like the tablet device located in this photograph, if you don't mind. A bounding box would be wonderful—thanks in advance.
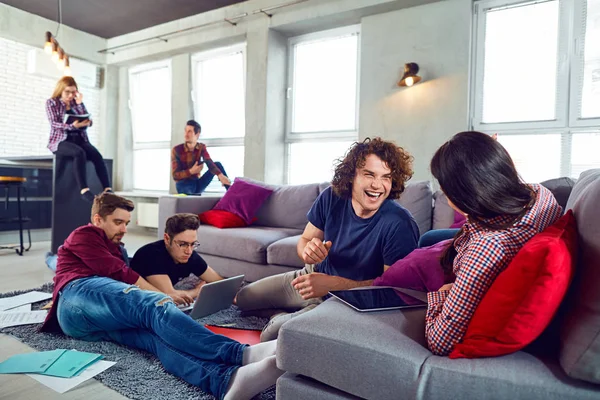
[63,113,91,125]
[186,275,245,319]
[329,287,427,312]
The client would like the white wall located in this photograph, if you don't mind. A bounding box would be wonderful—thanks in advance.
[359,0,472,180]
[0,37,102,156]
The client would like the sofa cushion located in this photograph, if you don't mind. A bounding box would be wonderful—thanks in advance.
[396,180,433,235]
[213,179,273,225]
[451,211,577,359]
[278,296,432,399]
[432,191,455,230]
[239,178,320,230]
[541,177,576,211]
[267,235,305,268]
[419,352,600,400]
[199,210,249,229]
[196,225,301,264]
[560,169,600,384]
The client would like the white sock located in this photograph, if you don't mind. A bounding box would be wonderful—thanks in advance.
[242,339,277,365]
[223,355,283,400]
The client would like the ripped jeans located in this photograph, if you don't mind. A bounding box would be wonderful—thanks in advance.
[57,276,246,400]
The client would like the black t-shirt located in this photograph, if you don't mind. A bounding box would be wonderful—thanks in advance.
[130,240,208,285]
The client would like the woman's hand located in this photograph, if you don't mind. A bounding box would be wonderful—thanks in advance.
[439,283,454,291]
[75,91,84,104]
[73,119,91,129]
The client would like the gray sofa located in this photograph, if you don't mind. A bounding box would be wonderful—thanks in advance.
[276,170,600,399]
[158,180,454,282]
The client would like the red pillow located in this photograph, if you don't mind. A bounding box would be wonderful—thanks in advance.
[199,210,248,229]
[449,211,577,359]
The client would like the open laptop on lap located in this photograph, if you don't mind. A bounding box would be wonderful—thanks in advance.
[178,275,245,319]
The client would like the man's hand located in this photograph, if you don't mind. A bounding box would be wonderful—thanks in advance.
[302,238,332,264]
[218,174,231,187]
[75,91,83,104]
[291,272,338,300]
[168,290,194,306]
[73,119,91,129]
[189,162,202,175]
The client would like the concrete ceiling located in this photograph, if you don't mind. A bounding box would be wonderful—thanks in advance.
[1,0,247,38]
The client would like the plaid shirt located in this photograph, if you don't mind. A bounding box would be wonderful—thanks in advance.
[170,143,222,181]
[425,184,562,356]
[46,98,90,152]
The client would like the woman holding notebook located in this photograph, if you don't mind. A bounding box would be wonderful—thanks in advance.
[46,76,111,202]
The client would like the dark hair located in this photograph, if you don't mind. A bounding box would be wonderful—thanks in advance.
[165,213,200,242]
[91,193,134,221]
[186,120,201,134]
[431,131,534,272]
[331,137,413,200]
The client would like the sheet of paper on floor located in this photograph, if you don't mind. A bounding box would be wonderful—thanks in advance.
[0,292,52,311]
[27,360,116,393]
[0,310,47,328]
[4,304,31,313]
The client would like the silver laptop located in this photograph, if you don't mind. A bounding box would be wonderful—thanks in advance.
[180,275,245,319]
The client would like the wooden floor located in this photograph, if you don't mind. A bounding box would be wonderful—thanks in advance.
[0,232,155,400]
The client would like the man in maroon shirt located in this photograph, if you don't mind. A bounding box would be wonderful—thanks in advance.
[40,193,282,400]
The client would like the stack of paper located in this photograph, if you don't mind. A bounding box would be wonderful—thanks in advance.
[0,349,103,378]
[0,349,114,393]
[0,291,52,329]
[0,291,52,312]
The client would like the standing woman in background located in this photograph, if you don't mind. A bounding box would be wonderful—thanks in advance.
[46,76,112,202]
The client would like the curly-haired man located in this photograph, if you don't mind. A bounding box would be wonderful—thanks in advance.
[236,138,419,341]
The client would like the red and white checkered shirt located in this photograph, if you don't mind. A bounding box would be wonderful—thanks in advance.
[425,184,562,356]
[46,98,89,153]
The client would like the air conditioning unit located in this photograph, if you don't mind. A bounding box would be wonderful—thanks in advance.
[27,48,101,88]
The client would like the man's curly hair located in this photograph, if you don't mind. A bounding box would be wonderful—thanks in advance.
[331,137,413,200]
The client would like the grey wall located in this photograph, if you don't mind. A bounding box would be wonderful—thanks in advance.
[359,0,471,181]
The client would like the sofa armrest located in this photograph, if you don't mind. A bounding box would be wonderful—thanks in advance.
[158,195,221,239]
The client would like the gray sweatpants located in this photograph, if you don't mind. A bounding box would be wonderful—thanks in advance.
[236,264,323,312]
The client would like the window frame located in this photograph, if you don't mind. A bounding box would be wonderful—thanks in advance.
[470,0,600,179]
[284,25,361,184]
[128,60,172,192]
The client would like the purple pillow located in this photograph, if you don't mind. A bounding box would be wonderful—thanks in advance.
[450,210,467,229]
[213,179,274,225]
[373,239,452,292]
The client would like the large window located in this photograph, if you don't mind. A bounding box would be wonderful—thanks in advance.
[192,45,246,192]
[286,25,360,184]
[471,0,600,182]
[129,61,172,191]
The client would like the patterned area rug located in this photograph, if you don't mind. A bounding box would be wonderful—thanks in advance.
[0,282,274,400]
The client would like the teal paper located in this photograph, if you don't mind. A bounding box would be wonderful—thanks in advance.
[0,349,67,374]
[43,350,104,378]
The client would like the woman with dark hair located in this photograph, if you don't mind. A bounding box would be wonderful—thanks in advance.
[46,76,111,202]
[425,131,562,356]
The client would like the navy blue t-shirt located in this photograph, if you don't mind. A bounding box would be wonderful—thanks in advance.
[307,187,419,281]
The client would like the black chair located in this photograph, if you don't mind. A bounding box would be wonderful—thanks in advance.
[0,176,32,255]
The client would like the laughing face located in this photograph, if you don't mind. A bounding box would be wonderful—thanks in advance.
[350,154,392,219]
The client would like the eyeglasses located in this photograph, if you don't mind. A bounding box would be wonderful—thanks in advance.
[174,241,200,250]
[63,90,77,95]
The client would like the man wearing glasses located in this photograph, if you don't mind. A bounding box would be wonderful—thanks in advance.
[131,213,223,305]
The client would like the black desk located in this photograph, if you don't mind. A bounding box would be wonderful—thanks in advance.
[0,156,112,253]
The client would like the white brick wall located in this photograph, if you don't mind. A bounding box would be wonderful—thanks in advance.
[0,37,103,157]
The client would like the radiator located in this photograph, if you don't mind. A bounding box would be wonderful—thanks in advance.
[137,203,159,228]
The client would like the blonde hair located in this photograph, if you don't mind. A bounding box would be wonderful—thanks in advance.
[51,76,78,99]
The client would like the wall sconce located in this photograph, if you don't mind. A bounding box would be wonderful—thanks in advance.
[398,63,422,87]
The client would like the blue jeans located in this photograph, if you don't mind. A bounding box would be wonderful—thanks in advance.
[56,277,246,399]
[176,161,228,195]
[418,228,460,248]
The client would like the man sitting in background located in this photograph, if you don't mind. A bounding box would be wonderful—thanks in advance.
[171,119,231,195]
[131,213,224,305]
